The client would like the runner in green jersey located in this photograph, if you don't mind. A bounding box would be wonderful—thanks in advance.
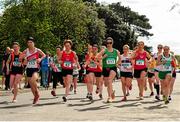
[98,37,121,103]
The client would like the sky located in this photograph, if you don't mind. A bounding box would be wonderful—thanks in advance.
[97,0,180,54]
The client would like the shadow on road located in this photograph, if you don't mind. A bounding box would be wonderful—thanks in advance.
[75,105,109,112]
[39,97,57,100]
[144,104,168,110]
[0,101,10,105]
[114,102,141,108]
[0,103,32,109]
[68,102,93,107]
[34,101,64,107]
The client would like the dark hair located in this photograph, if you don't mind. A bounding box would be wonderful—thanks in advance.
[13,42,20,46]
[106,37,113,42]
[27,37,35,42]
[56,45,62,49]
[63,39,73,46]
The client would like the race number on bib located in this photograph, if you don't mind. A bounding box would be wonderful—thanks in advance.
[122,63,130,67]
[64,61,72,68]
[163,65,171,71]
[106,58,115,65]
[89,62,97,68]
[136,60,145,66]
[27,59,37,68]
[13,61,21,67]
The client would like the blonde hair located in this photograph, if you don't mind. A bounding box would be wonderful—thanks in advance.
[123,44,130,49]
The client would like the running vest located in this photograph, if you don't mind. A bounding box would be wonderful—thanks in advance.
[120,54,132,72]
[61,51,75,70]
[159,54,173,72]
[87,55,102,72]
[103,48,118,68]
[10,53,23,70]
[26,48,39,68]
[134,51,147,70]
[153,52,162,70]
[53,55,62,72]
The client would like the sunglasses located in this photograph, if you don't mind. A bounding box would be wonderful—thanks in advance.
[106,42,112,45]
[158,47,162,49]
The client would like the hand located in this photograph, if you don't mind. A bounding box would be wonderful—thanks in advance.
[103,54,107,59]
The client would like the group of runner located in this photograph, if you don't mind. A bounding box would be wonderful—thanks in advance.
[2,36,178,105]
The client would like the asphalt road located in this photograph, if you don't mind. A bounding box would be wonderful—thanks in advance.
[0,74,180,121]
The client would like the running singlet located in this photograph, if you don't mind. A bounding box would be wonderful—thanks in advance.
[134,51,147,70]
[159,54,173,72]
[153,52,162,71]
[26,48,39,68]
[120,54,132,72]
[87,55,102,72]
[103,48,118,68]
[10,53,23,70]
[61,51,75,70]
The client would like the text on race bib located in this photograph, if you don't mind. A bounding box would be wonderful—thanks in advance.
[89,62,97,68]
[106,58,115,65]
[13,61,21,67]
[136,60,145,66]
[27,59,37,68]
[121,63,131,67]
[64,61,72,68]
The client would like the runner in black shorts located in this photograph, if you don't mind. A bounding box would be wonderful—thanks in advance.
[60,40,78,102]
[85,44,103,100]
[118,45,133,101]
[6,42,23,102]
[97,37,121,103]
[20,37,45,104]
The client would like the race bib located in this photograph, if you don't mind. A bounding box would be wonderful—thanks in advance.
[106,58,115,65]
[136,60,145,66]
[122,63,130,67]
[13,61,21,67]
[63,61,72,68]
[27,59,37,68]
[163,65,172,71]
[89,62,97,68]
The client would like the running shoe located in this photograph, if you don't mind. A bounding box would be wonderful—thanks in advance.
[95,88,99,94]
[62,96,67,102]
[88,94,93,101]
[126,92,130,96]
[51,90,56,97]
[165,100,169,104]
[12,99,17,103]
[121,97,127,102]
[74,90,76,94]
[168,96,172,101]
[99,94,103,99]
[107,98,112,103]
[155,95,160,101]
[150,92,154,96]
[86,93,90,98]
[139,96,144,100]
